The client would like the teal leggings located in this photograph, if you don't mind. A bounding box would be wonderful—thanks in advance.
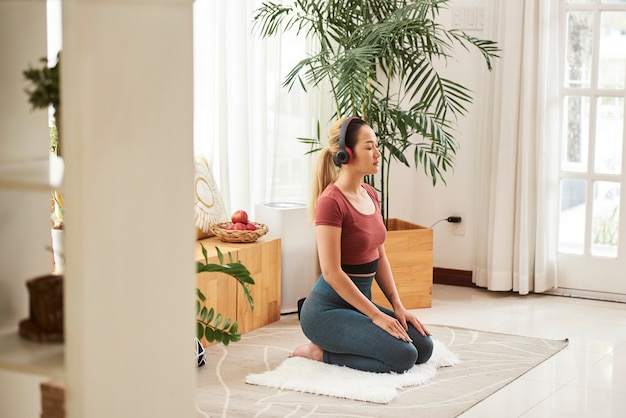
[299,275,433,373]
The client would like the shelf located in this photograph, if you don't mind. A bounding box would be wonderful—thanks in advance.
[0,328,64,381]
[0,157,63,191]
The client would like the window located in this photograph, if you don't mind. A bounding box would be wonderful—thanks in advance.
[558,0,626,258]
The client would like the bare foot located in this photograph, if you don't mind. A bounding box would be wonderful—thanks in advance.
[289,342,324,362]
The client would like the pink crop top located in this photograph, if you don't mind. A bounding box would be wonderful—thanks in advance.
[315,183,387,265]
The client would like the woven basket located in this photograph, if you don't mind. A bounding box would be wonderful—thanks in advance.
[18,274,64,343]
[210,222,269,243]
[26,274,64,333]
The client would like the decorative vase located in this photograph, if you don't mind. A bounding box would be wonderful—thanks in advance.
[49,154,64,188]
[51,227,65,274]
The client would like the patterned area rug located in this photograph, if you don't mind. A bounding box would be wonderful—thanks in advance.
[195,315,568,417]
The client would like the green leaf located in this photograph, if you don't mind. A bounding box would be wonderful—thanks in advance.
[223,317,232,330]
[201,243,208,264]
[205,327,215,342]
[196,321,204,340]
[213,313,223,328]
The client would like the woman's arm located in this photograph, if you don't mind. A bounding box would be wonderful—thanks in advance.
[372,244,403,308]
[316,225,414,342]
[316,225,380,317]
[374,244,431,336]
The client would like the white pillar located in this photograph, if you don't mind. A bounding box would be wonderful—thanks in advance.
[62,0,196,417]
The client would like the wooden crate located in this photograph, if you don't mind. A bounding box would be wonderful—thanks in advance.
[195,237,281,342]
[371,219,433,309]
[225,238,282,333]
[195,243,240,346]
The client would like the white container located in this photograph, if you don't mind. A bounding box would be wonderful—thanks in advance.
[255,202,318,314]
[51,228,64,274]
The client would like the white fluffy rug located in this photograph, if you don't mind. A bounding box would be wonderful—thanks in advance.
[244,339,459,404]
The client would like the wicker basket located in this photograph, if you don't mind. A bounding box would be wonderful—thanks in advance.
[27,274,64,332]
[18,274,64,343]
[210,222,269,243]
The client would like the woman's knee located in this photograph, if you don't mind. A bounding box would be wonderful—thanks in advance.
[414,336,434,365]
[388,343,419,373]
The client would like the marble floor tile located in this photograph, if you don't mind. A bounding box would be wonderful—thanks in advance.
[423,284,626,418]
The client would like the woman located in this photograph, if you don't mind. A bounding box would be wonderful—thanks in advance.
[291,117,434,373]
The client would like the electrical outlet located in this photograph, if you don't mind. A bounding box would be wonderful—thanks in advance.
[452,212,465,236]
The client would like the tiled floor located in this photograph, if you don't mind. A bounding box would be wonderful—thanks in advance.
[417,284,626,418]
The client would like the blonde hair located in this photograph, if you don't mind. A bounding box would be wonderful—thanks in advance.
[309,118,347,222]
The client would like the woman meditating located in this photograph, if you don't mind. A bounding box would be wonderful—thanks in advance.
[292,117,434,373]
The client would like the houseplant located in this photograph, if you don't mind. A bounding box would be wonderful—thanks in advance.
[16,55,66,343]
[253,0,499,221]
[253,0,499,308]
[23,54,61,155]
[23,54,65,273]
[196,244,255,346]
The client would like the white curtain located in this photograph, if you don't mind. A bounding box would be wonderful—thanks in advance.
[473,0,560,294]
[193,0,320,215]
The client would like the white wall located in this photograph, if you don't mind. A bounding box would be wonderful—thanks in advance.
[388,0,494,272]
[0,0,54,332]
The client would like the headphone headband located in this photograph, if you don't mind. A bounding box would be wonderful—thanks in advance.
[334,117,358,166]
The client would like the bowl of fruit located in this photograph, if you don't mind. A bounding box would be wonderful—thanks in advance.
[210,210,269,243]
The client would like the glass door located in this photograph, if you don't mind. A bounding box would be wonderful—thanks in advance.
[557,0,626,295]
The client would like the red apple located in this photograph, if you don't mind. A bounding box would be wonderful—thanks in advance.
[245,222,258,231]
[226,223,235,230]
[231,210,248,224]
[233,222,247,230]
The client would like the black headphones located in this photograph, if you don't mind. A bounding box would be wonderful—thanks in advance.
[333,117,357,167]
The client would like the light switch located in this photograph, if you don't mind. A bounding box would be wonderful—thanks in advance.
[452,6,464,28]
[465,7,476,29]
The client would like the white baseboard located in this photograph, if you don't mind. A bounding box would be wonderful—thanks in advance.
[546,288,626,304]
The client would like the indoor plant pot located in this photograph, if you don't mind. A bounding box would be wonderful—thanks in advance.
[371,219,433,309]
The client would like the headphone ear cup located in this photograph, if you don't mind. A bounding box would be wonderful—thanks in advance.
[344,146,353,164]
[333,147,353,166]
[334,116,357,166]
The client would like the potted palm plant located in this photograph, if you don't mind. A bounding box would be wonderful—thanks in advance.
[253,0,499,308]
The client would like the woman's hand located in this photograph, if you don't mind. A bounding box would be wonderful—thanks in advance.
[372,312,414,343]
[393,307,431,337]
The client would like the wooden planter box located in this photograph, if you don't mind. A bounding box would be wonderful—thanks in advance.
[371,219,433,309]
[195,237,282,346]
